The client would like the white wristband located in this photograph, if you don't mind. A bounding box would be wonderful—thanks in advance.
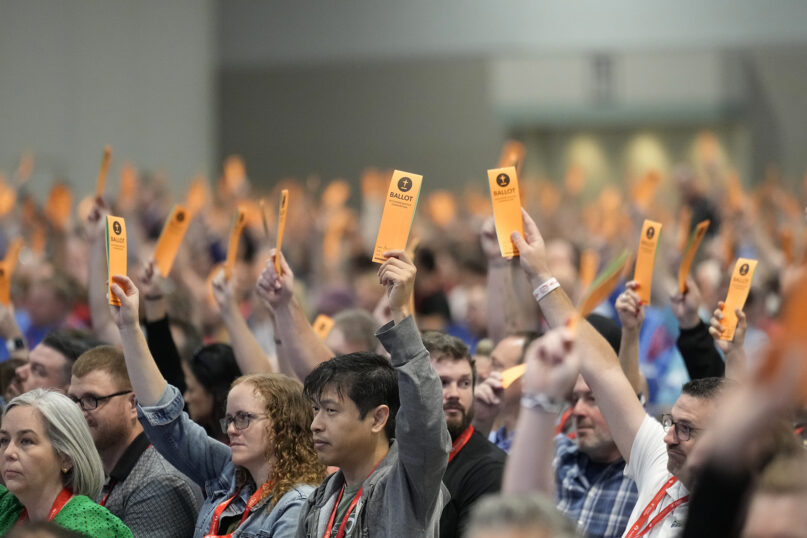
[533,277,560,302]
[521,392,568,414]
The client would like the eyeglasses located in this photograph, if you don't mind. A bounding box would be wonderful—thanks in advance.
[219,412,269,434]
[70,390,132,411]
[661,414,701,441]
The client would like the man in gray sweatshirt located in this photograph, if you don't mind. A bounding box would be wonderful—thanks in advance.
[298,250,451,538]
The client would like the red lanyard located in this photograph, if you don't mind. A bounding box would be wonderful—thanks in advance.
[448,425,474,463]
[322,458,384,538]
[205,481,273,538]
[624,477,689,538]
[17,487,73,523]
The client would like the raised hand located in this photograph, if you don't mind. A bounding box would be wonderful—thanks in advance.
[377,250,416,321]
[510,208,550,286]
[616,281,645,332]
[255,249,294,310]
[108,275,141,329]
[708,301,747,354]
[523,328,580,399]
[211,267,237,314]
[84,196,109,242]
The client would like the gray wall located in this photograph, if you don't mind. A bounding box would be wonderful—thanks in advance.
[219,59,502,190]
[0,1,215,198]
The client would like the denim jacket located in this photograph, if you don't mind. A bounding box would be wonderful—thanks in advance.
[296,316,451,538]
[138,384,314,538]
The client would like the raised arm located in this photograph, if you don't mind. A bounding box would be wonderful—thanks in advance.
[708,302,748,382]
[108,274,231,487]
[671,277,725,379]
[86,197,121,345]
[503,328,579,495]
[376,250,450,518]
[615,281,645,394]
[255,249,332,380]
[212,268,274,374]
[108,275,166,405]
[511,208,647,462]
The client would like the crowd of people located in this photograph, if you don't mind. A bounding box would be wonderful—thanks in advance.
[0,148,804,537]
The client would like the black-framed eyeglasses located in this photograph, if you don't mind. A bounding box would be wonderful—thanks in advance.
[661,414,701,441]
[219,412,269,434]
[69,390,132,411]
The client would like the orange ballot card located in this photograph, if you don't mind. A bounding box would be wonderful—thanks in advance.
[498,140,526,172]
[632,220,662,304]
[105,216,127,306]
[677,220,710,293]
[501,364,527,389]
[96,145,111,198]
[312,314,335,339]
[186,175,208,216]
[0,238,24,306]
[720,258,758,341]
[275,190,289,274]
[153,205,191,277]
[224,207,247,280]
[488,166,523,258]
[372,170,423,263]
[44,184,73,230]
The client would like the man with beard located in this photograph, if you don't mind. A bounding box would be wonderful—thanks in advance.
[422,331,506,538]
[68,346,202,537]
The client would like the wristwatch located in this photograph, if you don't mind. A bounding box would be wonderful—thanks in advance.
[6,338,25,353]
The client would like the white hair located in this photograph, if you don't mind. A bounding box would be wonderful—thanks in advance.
[4,389,104,498]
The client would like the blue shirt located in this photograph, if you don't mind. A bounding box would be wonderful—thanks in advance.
[138,384,314,538]
[554,434,638,538]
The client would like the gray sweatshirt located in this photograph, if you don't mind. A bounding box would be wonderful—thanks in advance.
[296,316,451,538]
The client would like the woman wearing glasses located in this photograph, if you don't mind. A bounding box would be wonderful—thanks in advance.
[0,389,132,536]
[108,275,325,538]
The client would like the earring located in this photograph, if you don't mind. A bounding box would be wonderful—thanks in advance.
[61,467,69,474]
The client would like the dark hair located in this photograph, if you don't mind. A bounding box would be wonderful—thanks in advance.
[681,376,728,400]
[587,313,622,354]
[421,331,476,385]
[42,329,105,386]
[303,352,399,439]
[187,343,242,436]
[42,330,104,363]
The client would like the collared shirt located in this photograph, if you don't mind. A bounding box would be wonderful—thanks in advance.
[623,416,690,538]
[554,434,638,538]
[488,426,514,453]
[99,431,203,538]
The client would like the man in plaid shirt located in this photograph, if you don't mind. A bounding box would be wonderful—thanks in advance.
[554,375,638,538]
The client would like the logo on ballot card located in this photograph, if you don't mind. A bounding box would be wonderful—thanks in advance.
[645,226,655,240]
[372,170,423,264]
[487,166,523,258]
[720,258,758,341]
[105,216,127,306]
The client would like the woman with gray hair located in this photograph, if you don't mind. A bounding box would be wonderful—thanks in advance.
[0,389,132,536]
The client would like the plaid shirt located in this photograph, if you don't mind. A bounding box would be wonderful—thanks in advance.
[554,434,638,538]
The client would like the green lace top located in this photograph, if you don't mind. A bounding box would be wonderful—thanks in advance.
[0,485,132,537]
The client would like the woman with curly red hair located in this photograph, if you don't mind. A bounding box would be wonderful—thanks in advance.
[108,274,325,537]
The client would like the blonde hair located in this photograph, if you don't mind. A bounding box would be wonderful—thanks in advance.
[4,389,104,498]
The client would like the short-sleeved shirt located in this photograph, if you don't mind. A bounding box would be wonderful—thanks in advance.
[554,434,638,537]
[623,416,689,538]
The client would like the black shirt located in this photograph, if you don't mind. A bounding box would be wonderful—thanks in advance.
[440,429,506,538]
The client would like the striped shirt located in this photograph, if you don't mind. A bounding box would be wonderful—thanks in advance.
[554,434,638,538]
